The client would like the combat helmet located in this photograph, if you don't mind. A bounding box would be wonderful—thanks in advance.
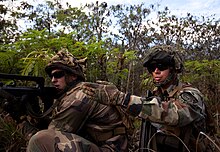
[45,49,87,81]
[143,45,184,87]
[143,45,184,73]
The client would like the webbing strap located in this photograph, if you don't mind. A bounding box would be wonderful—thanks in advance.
[26,97,60,119]
[168,83,192,98]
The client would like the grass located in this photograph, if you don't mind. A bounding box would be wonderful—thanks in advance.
[0,107,219,152]
[0,113,27,152]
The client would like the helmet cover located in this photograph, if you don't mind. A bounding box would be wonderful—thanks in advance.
[45,49,87,80]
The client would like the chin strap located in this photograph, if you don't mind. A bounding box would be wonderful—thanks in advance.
[154,71,177,88]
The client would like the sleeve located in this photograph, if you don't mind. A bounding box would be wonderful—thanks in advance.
[48,89,93,133]
[126,88,206,127]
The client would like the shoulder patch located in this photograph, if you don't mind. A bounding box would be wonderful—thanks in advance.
[179,92,198,103]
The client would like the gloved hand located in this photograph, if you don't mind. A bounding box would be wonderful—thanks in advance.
[82,82,127,106]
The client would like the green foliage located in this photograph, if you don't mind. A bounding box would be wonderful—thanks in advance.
[106,48,137,85]
[0,1,220,150]
[183,60,220,82]
[0,116,26,152]
[70,40,108,81]
[0,0,219,94]
[185,60,220,73]
[1,29,80,78]
[141,72,154,90]
[21,49,53,77]
[0,44,24,74]
[14,29,56,54]
[183,60,220,104]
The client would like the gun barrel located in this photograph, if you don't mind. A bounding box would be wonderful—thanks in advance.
[1,87,40,96]
[0,73,45,88]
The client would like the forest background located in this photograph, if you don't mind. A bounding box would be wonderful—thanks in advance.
[0,0,219,151]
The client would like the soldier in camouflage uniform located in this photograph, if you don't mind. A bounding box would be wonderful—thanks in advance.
[83,45,208,152]
[26,49,128,152]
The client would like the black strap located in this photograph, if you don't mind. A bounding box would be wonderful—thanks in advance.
[123,93,131,107]
[26,97,60,119]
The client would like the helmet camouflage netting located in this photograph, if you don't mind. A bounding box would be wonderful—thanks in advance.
[45,49,87,80]
[143,45,184,73]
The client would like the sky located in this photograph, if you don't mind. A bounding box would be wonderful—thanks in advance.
[62,0,220,19]
[2,0,219,31]
[3,0,220,19]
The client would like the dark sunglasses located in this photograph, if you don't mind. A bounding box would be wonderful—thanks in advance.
[147,63,169,73]
[49,71,65,79]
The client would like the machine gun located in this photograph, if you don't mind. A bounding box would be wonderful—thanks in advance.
[0,73,57,123]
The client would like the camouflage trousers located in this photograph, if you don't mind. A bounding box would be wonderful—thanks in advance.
[26,129,114,152]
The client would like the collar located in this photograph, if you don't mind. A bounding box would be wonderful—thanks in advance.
[57,80,82,98]
[153,80,182,99]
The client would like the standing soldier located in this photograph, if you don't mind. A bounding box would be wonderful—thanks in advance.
[26,49,129,152]
[83,45,209,152]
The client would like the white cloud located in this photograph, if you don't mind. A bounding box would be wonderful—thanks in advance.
[160,0,220,18]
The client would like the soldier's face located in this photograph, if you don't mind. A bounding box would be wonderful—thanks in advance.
[50,69,67,91]
[151,67,170,83]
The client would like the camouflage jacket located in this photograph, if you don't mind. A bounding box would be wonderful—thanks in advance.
[137,81,206,129]
[82,80,213,151]
[48,81,128,151]
[128,81,207,151]
[82,80,209,151]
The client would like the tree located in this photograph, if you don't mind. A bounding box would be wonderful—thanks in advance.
[1,0,220,98]
[0,1,21,44]
[0,1,220,150]
[147,7,220,60]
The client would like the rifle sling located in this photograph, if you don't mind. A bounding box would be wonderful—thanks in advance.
[26,98,60,119]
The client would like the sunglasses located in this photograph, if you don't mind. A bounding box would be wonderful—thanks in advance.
[49,71,65,79]
[147,63,169,73]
